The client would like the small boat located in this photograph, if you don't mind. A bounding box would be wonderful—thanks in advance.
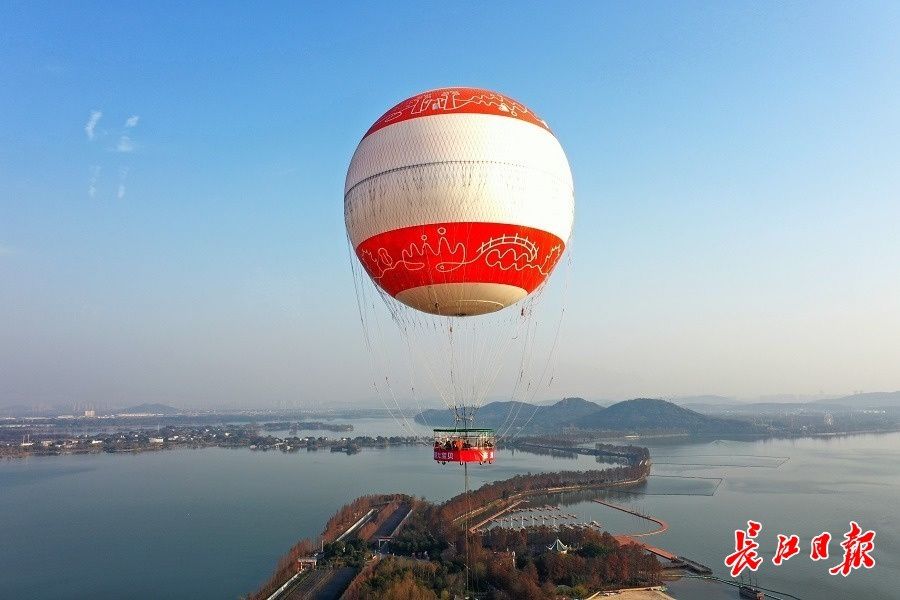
[739,583,765,599]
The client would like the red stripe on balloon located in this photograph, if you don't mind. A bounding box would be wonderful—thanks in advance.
[355,222,565,298]
[363,87,551,139]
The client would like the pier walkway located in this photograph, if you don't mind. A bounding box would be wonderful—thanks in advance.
[590,498,713,574]
[592,498,669,537]
[612,535,712,575]
[613,535,677,561]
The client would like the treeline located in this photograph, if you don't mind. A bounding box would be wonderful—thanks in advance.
[356,497,406,541]
[506,441,651,460]
[248,537,319,600]
[388,503,449,558]
[322,494,409,542]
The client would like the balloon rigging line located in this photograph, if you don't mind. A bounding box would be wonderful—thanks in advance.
[348,239,418,436]
[499,245,571,443]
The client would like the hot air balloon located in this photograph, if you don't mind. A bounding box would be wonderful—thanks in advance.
[345,87,574,465]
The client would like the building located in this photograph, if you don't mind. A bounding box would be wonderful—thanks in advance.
[297,557,317,571]
[84,409,96,418]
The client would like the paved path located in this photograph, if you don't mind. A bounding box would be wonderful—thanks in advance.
[373,504,411,539]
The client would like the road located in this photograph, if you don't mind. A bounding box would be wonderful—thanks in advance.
[373,503,411,539]
[282,567,357,600]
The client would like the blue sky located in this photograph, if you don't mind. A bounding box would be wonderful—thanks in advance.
[1,1,899,410]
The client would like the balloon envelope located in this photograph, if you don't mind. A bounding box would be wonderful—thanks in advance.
[345,87,574,316]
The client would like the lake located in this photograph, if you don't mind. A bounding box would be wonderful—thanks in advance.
[1,423,897,599]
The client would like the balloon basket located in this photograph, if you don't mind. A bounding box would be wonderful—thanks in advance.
[432,428,496,464]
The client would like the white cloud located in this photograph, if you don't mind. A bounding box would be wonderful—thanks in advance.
[117,167,129,199]
[116,135,135,153]
[84,110,102,140]
[0,244,13,256]
[125,115,140,128]
[88,165,101,198]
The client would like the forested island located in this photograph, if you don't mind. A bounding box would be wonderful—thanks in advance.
[248,444,656,600]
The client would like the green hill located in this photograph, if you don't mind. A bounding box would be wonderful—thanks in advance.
[416,397,757,434]
[415,397,603,432]
[579,398,757,433]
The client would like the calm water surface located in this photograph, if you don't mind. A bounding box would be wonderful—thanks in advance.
[1,424,896,599]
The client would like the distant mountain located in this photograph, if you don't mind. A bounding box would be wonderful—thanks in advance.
[704,401,847,415]
[416,401,532,430]
[577,398,757,434]
[416,397,757,434]
[119,403,181,415]
[815,391,900,408]
[415,397,603,432]
[541,397,605,426]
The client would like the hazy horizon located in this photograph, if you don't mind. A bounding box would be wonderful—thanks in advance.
[6,390,900,416]
[2,3,899,409]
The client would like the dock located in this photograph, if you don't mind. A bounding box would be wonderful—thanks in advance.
[612,535,712,575]
[479,502,608,532]
[613,535,677,561]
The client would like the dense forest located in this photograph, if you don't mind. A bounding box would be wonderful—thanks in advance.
[350,523,661,599]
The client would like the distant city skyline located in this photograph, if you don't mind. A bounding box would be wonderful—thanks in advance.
[1,2,899,409]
